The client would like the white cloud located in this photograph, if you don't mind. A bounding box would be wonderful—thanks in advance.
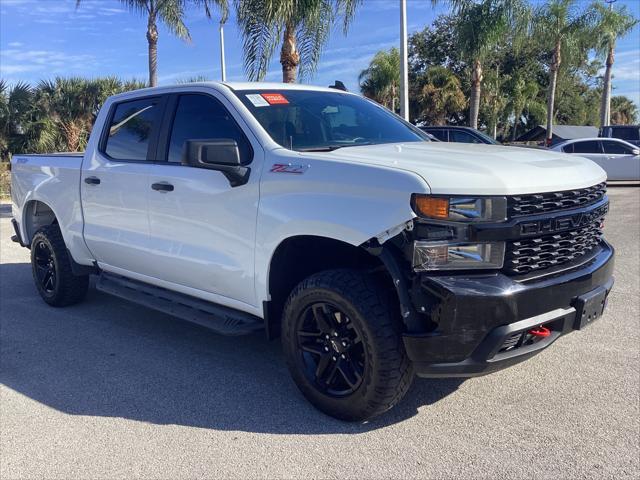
[7,41,23,47]
[0,47,97,76]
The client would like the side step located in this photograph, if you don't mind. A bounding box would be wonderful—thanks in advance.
[96,273,264,336]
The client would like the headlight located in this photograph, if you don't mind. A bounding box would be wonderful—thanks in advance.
[412,195,507,222]
[413,241,505,271]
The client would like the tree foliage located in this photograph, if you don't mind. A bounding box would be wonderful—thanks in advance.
[236,0,360,83]
[369,5,638,143]
[358,48,401,112]
[0,77,146,160]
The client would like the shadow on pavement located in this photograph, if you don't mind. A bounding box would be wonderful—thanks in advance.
[0,261,463,433]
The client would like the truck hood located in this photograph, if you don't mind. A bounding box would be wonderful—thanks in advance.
[309,142,607,195]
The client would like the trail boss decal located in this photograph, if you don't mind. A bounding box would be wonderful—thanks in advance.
[270,163,308,174]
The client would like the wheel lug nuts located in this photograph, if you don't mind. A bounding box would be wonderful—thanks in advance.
[340,354,346,359]
[332,356,336,361]
[325,334,330,339]
[324,346,329,352]
[341,341,347,347]
[333,332,338,336]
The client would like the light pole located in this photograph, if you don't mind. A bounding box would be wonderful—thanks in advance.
[399,0,409,121]
[219,21,227,82]
[602,0,617,125]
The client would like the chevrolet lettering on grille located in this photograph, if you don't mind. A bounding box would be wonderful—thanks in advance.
[519,203,609,236]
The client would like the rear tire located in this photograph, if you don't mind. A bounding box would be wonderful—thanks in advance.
[30,225,89,307]
[281,269,414,421]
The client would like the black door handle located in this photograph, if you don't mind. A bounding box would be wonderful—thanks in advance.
[84,176,101,185]
[151,182,174,192]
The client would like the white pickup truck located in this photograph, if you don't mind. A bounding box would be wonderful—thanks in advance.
[11,82,614,421]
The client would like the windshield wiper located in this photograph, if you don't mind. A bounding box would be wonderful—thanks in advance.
[298,142,371,152]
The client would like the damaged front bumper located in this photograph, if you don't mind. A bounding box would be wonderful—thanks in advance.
[403,241,615,377]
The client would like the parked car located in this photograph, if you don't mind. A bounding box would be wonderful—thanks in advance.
[551,137,640,180]
[599,125,640,147]
[11,82,614,421]
[419,125,499,144]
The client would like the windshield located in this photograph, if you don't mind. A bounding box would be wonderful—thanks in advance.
[235,89,430,151]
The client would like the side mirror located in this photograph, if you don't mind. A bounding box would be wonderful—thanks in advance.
[183,139,250,187]
[632,148,640,156]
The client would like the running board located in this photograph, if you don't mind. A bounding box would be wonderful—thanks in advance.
[96,273,263,336]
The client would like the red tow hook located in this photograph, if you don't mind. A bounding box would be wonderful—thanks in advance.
[528,325,551,338]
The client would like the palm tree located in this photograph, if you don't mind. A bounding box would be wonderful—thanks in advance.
[442,0,528,130]
[506,71,541,141]
[0,80,34,160]
[76,0,191,87]
[533,0,595,145]
[591,1,638,128]
[359,48,400,111]
[236,0,360,83]
[416,66,466,125]
[610,96,638,125]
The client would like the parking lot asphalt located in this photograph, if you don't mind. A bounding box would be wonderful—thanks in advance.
[1,187,638,480]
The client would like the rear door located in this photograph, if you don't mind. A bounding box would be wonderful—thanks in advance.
[144,91,262,309]
[600,140,640,180]
[82,95,166,274]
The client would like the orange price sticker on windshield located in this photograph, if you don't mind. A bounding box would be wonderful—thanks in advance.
[261,93,289,105]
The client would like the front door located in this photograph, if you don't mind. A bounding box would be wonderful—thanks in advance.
[82,95,166,274]
[144,92,261,309]
[600,140,640,180]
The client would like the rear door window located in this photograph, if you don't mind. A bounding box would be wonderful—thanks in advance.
[104,97,163,161]
[451,130,482,143]
[601,140,633,154]
[572,141,602,154]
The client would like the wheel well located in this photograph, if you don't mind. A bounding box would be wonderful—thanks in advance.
[23,200,57,244]
[265,235,396,339]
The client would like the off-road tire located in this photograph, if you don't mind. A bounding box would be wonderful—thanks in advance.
[281,269,414,421]
[31,225,89,307]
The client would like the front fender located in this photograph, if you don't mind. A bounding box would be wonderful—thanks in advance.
[254,154,429,304]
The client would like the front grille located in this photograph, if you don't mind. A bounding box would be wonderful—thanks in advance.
[508,182,606,217]
[504,221,603,275]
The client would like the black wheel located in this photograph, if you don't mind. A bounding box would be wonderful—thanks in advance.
[30,225,89,307]
[281,269,414,421]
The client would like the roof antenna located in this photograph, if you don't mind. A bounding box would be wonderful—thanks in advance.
[329,80,347,92]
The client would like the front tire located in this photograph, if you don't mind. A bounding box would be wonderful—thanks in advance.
[31,225,89,307]
[281,269,414,421]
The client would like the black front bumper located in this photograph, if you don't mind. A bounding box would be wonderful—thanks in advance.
[403,241,615,377]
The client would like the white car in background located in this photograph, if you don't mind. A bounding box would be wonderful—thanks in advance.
[551,137,640,180]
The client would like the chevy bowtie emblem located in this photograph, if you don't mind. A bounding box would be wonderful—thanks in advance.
[270,163,308,174]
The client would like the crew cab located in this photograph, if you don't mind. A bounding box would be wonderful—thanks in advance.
[11,82,614,421]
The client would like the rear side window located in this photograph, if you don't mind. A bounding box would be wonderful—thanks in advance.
[611,127,640,141]
[451,130,482,143]
[572,141,602,154]
[428,129,448,141]
[167,94,252,164]
[602,140,632,154]
[104,97,162,161]
[562,143,574,153]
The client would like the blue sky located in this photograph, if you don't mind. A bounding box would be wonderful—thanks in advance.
[1,0,639,108]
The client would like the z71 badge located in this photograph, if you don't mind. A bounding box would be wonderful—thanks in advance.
[270,163,308,174]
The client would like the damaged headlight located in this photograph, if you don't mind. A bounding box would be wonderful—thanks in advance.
[413,241,505,271]
[410,195,507,271]
[412,195,507,222]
